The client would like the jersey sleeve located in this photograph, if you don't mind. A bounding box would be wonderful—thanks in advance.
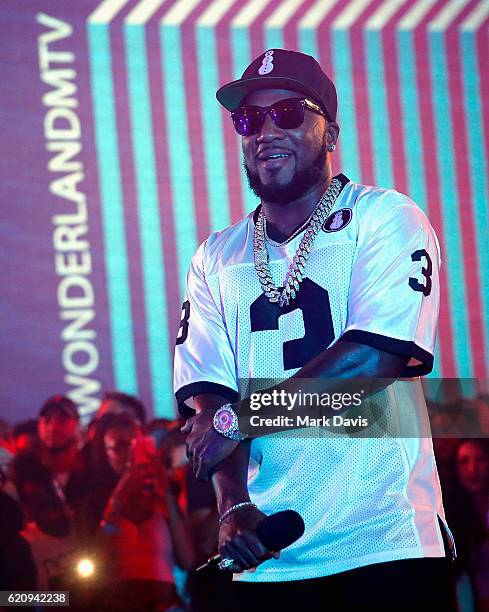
[341,192,441,376]
[173,241,239,417]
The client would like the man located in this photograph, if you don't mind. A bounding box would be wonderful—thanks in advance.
[174,49,455,610]
[86,390,147,442]
[12,396,84,529]
[11,396,86,590]
[95,390,147,425]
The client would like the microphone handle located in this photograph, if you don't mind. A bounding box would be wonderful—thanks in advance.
[194,509,304,573]
[195,553,221,573]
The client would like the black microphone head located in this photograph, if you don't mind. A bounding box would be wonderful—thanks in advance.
[256,510,305,551]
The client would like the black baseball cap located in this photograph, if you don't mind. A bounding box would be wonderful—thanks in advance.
[216,49,337,122]
[39,395,79,420]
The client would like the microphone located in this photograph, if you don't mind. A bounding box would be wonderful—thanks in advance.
[195,510,305,573]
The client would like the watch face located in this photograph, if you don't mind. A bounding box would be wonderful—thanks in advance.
[217,409,234,432]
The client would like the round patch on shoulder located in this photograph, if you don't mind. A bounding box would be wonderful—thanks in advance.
[322,208,352,232]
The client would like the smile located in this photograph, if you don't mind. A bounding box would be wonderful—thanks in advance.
[257,151,292,171]
[257,149,292,161]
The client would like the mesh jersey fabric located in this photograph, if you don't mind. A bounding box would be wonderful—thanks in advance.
[174,175,449,581]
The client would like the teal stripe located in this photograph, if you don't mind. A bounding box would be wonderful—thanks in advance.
[364,29,393,188]
[298,26,318,61]
[429,30,472,377]
[87,24,138,394]
[461,30,489,367]
[159,24,198,290]
[265,27,284,51]
[397,30,428,214]
[124,25,172,417]
[460,379,477,398]
[397,30,441,376]
[331,27,360,181]
[231,26,259,214]
[196,25,231,232]
[231,26,250,79]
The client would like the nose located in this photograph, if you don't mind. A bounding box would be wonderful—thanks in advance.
[256,112,286,142]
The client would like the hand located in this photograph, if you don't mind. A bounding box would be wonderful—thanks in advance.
[112,462,160,504]
[181,409,239,480]
[218,505,280,573]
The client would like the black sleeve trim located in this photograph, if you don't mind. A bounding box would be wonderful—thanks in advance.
[175,382,240,418]
[340,330,434,377]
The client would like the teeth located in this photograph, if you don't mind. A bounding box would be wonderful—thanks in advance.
[262,153,289,160]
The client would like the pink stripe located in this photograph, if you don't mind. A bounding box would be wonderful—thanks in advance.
[216,2,251,224]
[181,1,215,245]
[477,19,489,232]
[146,1,182,349]
[414,1,455,377]
[349,0,385,185]
[317,0,353,177]
[283,0,318,51]
[446,0,487,379]
[382,3,414,195]
[72,6,115,390]
[249,0,284,60]
[111,10,149,398]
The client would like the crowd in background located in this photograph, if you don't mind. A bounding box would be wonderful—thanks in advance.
[0,392,488,611]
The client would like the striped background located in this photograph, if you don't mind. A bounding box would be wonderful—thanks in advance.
[2,0,488,420]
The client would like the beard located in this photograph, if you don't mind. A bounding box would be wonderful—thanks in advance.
[244,135,328,204]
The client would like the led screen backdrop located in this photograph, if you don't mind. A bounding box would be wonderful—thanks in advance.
[2,0,488,424]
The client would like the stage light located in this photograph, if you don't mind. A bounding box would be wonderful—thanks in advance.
[76,558,95,578]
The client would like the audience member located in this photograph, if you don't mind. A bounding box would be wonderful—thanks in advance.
[82,411,194,611]
[78,412,142,538]
[443,439,489,611]
[84,391,148,448]
[99,391,147,425]
[11,396,86,590]
[457,439,489,611]
[12,419,40,454]
[5,387,487,610]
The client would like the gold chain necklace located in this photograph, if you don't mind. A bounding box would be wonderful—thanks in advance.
[253,178,342,307]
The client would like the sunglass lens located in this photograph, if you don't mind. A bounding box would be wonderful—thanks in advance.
[272,99,304,129]
[232,106,264,136]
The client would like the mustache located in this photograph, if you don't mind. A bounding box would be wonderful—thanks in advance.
[243,140,328,204]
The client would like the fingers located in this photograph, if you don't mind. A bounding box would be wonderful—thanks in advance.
[220,534,273,572]
[226,540,256,571]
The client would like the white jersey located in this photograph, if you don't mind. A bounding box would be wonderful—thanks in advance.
[174,175,451,581]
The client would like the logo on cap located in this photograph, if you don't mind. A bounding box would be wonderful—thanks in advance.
[322,209,352,232]
[259,50,274,75]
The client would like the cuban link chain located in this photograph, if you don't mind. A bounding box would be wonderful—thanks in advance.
[253,177,342,308]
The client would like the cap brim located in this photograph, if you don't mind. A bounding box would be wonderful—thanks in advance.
[216,76,324,113]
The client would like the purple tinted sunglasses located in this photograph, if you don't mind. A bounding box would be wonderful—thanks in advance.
[231,97,326,136]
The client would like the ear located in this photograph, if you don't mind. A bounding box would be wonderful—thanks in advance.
[326,121,340,146]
